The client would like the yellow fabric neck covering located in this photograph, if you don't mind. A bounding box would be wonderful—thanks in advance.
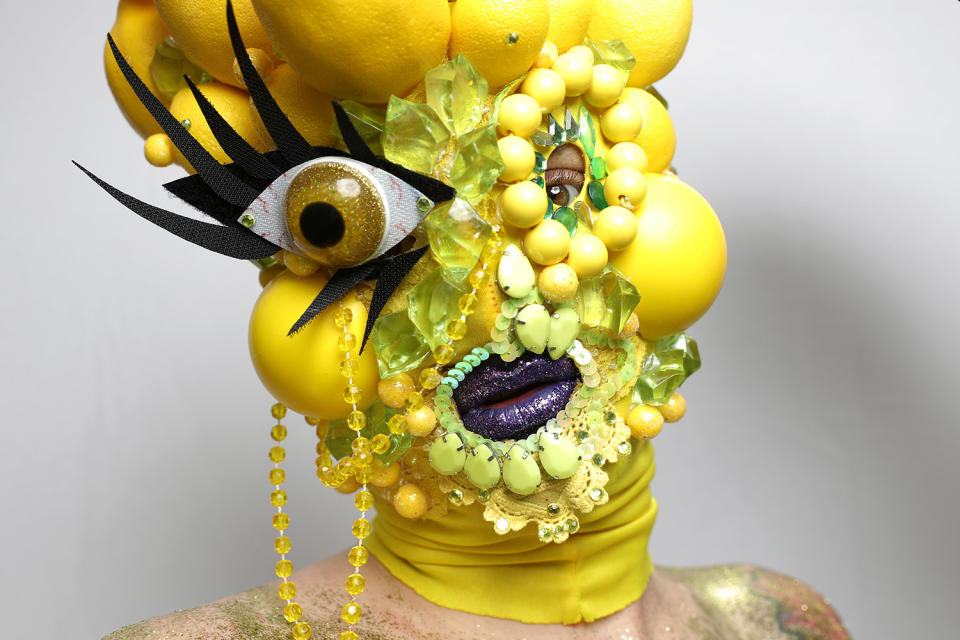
[366,441,657,625]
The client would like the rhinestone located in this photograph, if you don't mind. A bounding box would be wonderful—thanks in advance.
[547,503,560,516]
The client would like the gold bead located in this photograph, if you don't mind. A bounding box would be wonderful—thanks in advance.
[377,373,415,409]
[342,602,363,625]
[344,410,365,432]
[339,358,359,377]
[468,269,487,288]
[272,513,290,530]
[334,307,353,327]
[270,424,288,442]
[348,545,368,567]
[291,621,312,640]
[370,433,391,454]
[433,343,455,365]
[353,450,373,468]
[338,333,358,352]
[269,468,286,485]
[446,318,468,340]
[336,476,361,494]
[369,459,401,488]
[419,367,442,389]
[626,405,664,439]
[339,631,359,640]
[270,490,287,507]
[405,406,437,437]
[342,385,363,405]
[283,602,302,623]
[276,559,293,578]
[315,453,332,469]
[278,581,297,600]
[354,490,374,511]
[458,292,479,315]
[314,421,329,440]
[268,446,286,463]
[271,403,287,419]
[305,416,324,426]
[387,414,407,435]
[345,572,366,596]
[405,391,424,411]
[392,484,428,519]
[352,437,371,455]
[352,518,372,539]
[658,392,687,423]
[274,536,292,554]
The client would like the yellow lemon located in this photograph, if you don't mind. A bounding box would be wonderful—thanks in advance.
[609,173,725,340]
[250,64,337,149]
[251,0,450,103]
[450,0,550,89]
[588,0,693,88]
[153,0,273,88]
[619,87,676,172]
[249,271,379,420]
[546,0,593,53]
[168,81,267,168]
[104,0,171,138]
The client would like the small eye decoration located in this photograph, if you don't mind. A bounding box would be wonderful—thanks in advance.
[545,143,586,207]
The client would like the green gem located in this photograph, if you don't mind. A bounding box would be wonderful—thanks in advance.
[592,453,606,466]
[450,123,504,201]
[564,108,580,142]
[337,100,387,156]
[506,32,520,45]
[149,39,211,100]
[417,196,433,213]
[423,199,492,284]
[547,114,566,146]
[534,151,547,174]
[239,212,256,228]
[573,200,592,230]
[424,54,488,136]
[587,181,608,210]
[587,38,637,82]
[464,444,501,489]
[603,409,617,424]
[554,525,566,538]
[547,503,561,516]
[589,487,605,502]
[565,518,579,533]
[477,489,491,502]
[575,274,606,327]
[538,526,553,541]
[598,268,642,334]
[383,96,451,175]
[532,175,545,188]
[180,118,191,130]
[617,441,633,456]
[532,129,556,148]
[429,433,467,475]
[407,269,467,349]
[590,156,607,180]
[371,311,429,377]
[578,106,597,158]
[449,489,464,504]
[552,206,578,236]
[576,430,590,442]
[633,332,701,406]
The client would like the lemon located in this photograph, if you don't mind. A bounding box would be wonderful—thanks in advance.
[251,0,450,103]
[250,64,337,149]
[104,0,171,138]
[588,0,693,88]
[609,173,725,340]
[450,0,550,89]
[546,0,593,53]
[153,0,273,88]
[619,87,676,172]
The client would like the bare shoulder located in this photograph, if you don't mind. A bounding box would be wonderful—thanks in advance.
[659,564,851,640]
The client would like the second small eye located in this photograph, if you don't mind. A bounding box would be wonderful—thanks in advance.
[545,143,586,207]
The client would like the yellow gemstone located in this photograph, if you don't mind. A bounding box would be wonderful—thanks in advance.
[418,367,441,389]
[446,318,468,340]
[334,307,353,327]
[269,468,286,485]
[270,424,288,442]
[348,545,369,567]
[269,446,286,463]
[274,536,292,554]
[392,483,428,519]
[405,391,424,411]
[354,490,374,511]
[271,403,287,420]
[339,631,359,640]
[346,410,366,431]
[339,358,359,377]
[352,518,372,539]
[345,573,366,596]
[433,343,455,365]
[387,414,407,435]
[352,437,371,455]
[458,292,478,315]
[370,433,391,454]
[276,559,294,578]
[291,621,312,640]
[278,581,297,600]
[354,450,373,469]
[342,602,363,625]
[343,385,363,404]
[272,513,290,530]
[376,372,415,409]
[283,602,302,623]
[405,406,437,437]
[314,422,329,440]
[270,490,288,507]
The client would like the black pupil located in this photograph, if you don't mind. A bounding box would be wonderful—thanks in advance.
[299,202,345,248]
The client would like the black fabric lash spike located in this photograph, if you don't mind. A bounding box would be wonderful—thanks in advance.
[287,262,379,336]
[106,34,257,209]
[358,245,428,354]
[332,101,379,166]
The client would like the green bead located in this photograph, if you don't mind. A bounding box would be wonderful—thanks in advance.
[515,304,550,355]
[429,432,467,475]
[497,244,536,299]
[590,156,607,180]
[422,199,492,284]
[534,151,547,174]
[370,310,429,377]
[546,307,580,360]
[424,54,488,136]
[407,269,467,349]
[502,445,541,496]
[464,444,501,489]
[539,432,581,479]
[383,96,451,175]
[633,333,701,406]
[450,124,504,201]
[578,106,597,158]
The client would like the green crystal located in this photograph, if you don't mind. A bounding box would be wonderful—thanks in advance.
[590,156,607,180]
[325,403,412,465]
[564,108,580,142]
[587,181,608,210]
[587,39,637,83]
[547,114,566,146]
[370,311,429,377]
[425,54,488,136]
[450,123,504,201]
[532,175,545,188]
[552,206,578,235]
[575,275,606,327]
[573,200,592,230]
[633,333,701,406]
[532,129,556,148]
[534,152,547,174]
[423,198,492,284]
[407,268,467,348]
[338,100,386,156]
[149,39,211,100]
[599,268,642,334]
[383,96,451,175]
[578,106,597,158]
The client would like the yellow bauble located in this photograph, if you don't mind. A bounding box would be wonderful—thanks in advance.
[600,102,643,142]
[154,0,273,88]
[104,0,171,138]
[393,484,428,519]
[588,0,693,88]
[604,167,647,209]
[626,405,664,439]
[450,0,550,89]
[605,141,649,173]
[144,134,174,167]
[593,206,638,251]
[249,271,379,419]
[609,173,725,339]
[521,68,567,112]
[566,233,608,278]
[252,0,450,103]
[500,182,549,228]
[497,94,543,137]
[497,136,537,182]
[552,53,593,96]
[546,0,593,52]
[250,64,337,149]
[584,64,624,108]
[523,219,571,265]
[619,87,676,172]
[538,263,579,302]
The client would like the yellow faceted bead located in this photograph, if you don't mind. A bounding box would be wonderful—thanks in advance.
[605,142,649,173]
[626,405,664,440]
[340,631,359,640]
[315,451,332,468]
[446,318,468,340]
[352,518,372,539]
[274,536,292,554]
[283,602,302,623]
[468,268,488,289]
[603,167,647,210]
[353,449,373,468]
[336,477,361,493]
[370,433,391,454]
[270,490,288,507]
[524,219,571,265]
[270,424,287,442]
[594,206,639,251]
[387,414,408,435]
[342,602,363,625]
[355,490,374,511]
[348,544,369,567]
[271,403,287,420]
[566,233,609,278]
[497,135,536,183]
[276,559,294,578]
[354,464,374,484]
[521,68,566,112]
[335,458,355,476]
[551,52,593,96]
[278,581,297,600]
[433,343,455,365]
[458,292,479,315]
[601,102,643,143]
[497,93,542,138]
[269,468,286,485]
[393,484,429,519]
[272,512,290,530]
[377,373,415,409]
[419,367,442,390]
[500,182,548,229]
[337,332,358,353]
[305,416,324,426]
[537,263,580,303]
[352,437,372,455]
[345,572,366,596]
[584,64,624,108]
[619,312,640,338]
[346,410,367,431]
[370,459,402,488]
[144,133,174,167]
[339,358,359,377]
[334,306,353,327]
[658,392,687,423]
[343,385,363,405]
[314,422,329,440]
[268,446,286,463]
[405,391,425,412]
[291,621,311,640]
[405,405,437,437]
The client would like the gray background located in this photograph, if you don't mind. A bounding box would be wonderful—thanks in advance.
[1,1,957,638]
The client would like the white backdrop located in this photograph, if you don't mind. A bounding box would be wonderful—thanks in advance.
[1,1,958,638]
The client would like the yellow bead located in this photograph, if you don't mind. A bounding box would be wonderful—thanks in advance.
[658,392,687,423]
[283,251,322,277]
[314,421,329,440]
[272,513,290,530]
[551,52,593,96]
[605,142,649,173]
[348,545,369,567]
[566,45,594,65]
[352,517,372,539]
[534,40,559,68]
[523,219,571,265]
[377,373,414,409]
[500,182,548,229]
[268,446,286,463]
[603,167,647,210]
[584,64,624,108]
[354,464,374,484]
[339,358,359,377]
[345,572,366,596]
[433,343,455,365]
[405,406,437,437]
[626,405,664,439]
[370,459,402,488]
[275,536,291,554]
[446,318,468,340]
[537,263,580,303]
[315,453,332,469]
[305,416,323,426]
[283,602,302,623]
[458,292,479,315]
[392,484,428,519]
[269,468,286,485]
[337,332,358,352]
[619,312,640,338]
[405,392,425,413]
[566,233,608,278]
[276,559,294,578]
[497,93,542,138]
[271,403,287,419]
[336,477,361,493]
[270,490,288,507]
[291,621,312,640]
[601,102,643,143]
[340,631,359,640]
[387,414,407,435]
[144,133,174,167]
[354,490,374,511]
[343,385,363,404]
[521,68,566,112]
[370,433,391,454]
[334,306,353,327]
[419,367,442,389]
[352,437,371,455]
[468,268,488,288]
[278,581,297,600]
[497,135,536,183]
[342,602,363,625]
[346,410,366,431]
[270,424,287,442]
[594,206,638,251]
[354,449,373,468]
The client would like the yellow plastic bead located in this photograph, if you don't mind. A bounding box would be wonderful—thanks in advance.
[272,513,290,530]
[604,167,647,210]
[270,490,288,507]
[336,477,361,493]
[458,292,479,315]
[387,414,407,434]
[658,392,687,423]
[354,464,374,484]
[278,581,297,600]
[271,403,287,419]
[433,343,455,365]
[340,632,359,640]
[626,405,664,439]
[497,135,536,183]
[283,602,302,623]
[405,391,425,411]
[270,424,287,442]
[497,93,542,138]
[370,459,402,488]
[352,437,371,455]
[370,433,392,454]
[468,267,489,288]
[537,263,579,303]
[342,385,363,405]
[348,545,369,567]
[584,64,624,108]
[566,45,594,64]
[500,182,549,228]
[343,411,364,433]
[334,306,354,327]
[566,233,608,278]
[276,559,294,578]
[353,449,373,468]
[339,358,359,377]
[446,318,468,340]
[393,483,429,519]
[601,102,643,143]
[269,468,286,485]
[345,573,366,596]
[521,68,566,112]
[605,142,649,173]
[314,421,329,440]
[534,40,559,68]
[405,405,437,437]
[594,206,639,251]
[523,219,571,265]
[274,536,291,554]
[352,517,372,539]
[551,52,593,96]
[342,602,363,625]
[619,312,640,338]
[354,490,374,511]
[419,367,442,389]
[291,621,312,640]
[144,133,174,167]
[377,373,415,409]
[268,446,286,463]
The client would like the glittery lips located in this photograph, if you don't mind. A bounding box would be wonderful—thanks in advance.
[453,351,581,440]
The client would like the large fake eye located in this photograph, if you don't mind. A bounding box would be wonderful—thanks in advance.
[545,143,586,207]
[240,157,432,268]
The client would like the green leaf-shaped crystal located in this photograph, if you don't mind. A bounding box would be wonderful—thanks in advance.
[337,100,387,156]
[422,198,492,283]
[532,129,556,149]
[590,156,607,180]
[425,54,488,136]
[383,96,451,175]
[564,108,580,142]
[149,39,211,100]
[547,114,566,146]
[587,180,608,210]
[371,311,430,377]
[587,39,637,83]
[407,268,467,348]
[552,206,578,236]
[633,333,701,406]
[534,151,547,174]
[578,106,597,158]
[450,123,504,201]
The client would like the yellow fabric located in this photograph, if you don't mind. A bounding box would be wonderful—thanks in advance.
[366,441,657,625]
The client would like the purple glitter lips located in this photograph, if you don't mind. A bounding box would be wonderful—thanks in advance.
[453,351,581,440]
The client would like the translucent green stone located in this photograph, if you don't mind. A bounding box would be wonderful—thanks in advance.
[599,268,642,334]
[423,198,492,284]
[564,108,580,142]
[502,446,541,495]
[384,96,451,175]
[532,129,556,148]
[450,123,504,201]
[406,268,467,348]
[539,432,580,479]
[532,175,545,188]
[590,156,607,180]
[370,311,429,377]
[552,206,578,236]
[547,114,566,146]
[578,106,598,158]
[575,275,606,327]
[633,333,701,406]
[587,181,608,210]
[464,444,501,489]
[429,433,467,475]
[573,201,592,230]
[425,54,488,136]
[587,39,637,82]
[325,403,411,466]
[338,100,386,156]
[534,152,547,174]
[149,39,211,100]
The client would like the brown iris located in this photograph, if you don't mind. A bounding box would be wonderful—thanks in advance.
[544,143,586,207]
